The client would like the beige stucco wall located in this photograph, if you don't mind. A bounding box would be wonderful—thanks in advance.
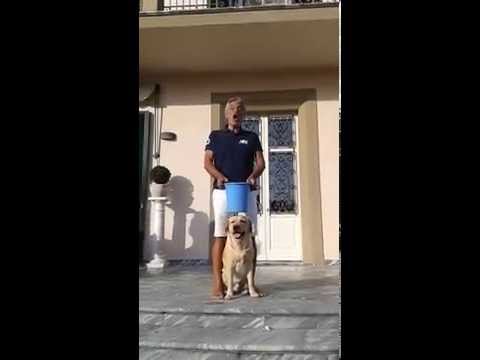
[141,0,158,12]
[141,69,339,260]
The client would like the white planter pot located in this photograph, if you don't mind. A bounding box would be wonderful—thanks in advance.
[150,183,164,197]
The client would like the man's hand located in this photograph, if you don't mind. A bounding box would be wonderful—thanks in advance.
[246,176,258,190]
[216,175,229,188]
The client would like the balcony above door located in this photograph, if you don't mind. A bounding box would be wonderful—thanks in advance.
[141,0,339,15]
[140,1,338,77]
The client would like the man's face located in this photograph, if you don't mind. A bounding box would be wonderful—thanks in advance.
[226,101,245,128]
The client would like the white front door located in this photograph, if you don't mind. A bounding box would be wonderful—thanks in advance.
[242,113,302,261]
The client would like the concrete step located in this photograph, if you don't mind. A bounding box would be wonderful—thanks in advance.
[139,293,339,316]
[139,324,338,352]
[140,348,339,360]
[139,311,339,358]
[140,312,338,330]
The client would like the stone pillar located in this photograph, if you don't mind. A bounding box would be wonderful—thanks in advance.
[146,196,169,270]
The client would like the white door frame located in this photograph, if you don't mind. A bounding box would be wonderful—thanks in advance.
[251,113,301,261]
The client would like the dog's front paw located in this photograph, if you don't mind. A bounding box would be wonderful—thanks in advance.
[249,288,264,298]
[224,291,234,300]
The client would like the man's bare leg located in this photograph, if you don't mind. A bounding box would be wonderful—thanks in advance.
[211,236,226,298]
[251,236,263,295]
[252,236,257,278]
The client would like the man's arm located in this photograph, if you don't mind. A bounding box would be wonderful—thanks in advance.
[204,150,228,187]
[246,151,265,185]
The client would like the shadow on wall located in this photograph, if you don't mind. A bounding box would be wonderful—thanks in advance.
[159,176,209,259]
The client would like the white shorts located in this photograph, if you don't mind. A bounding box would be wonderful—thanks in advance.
[212,189,258,237]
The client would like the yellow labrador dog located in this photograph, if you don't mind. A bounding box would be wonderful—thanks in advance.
[222,214,263,300]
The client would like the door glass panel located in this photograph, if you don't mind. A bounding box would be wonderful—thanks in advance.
[268,114,297,214]
[269,152,296,213]
[242,115,260,135]
[268,114,294,148]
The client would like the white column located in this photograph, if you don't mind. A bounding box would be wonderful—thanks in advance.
[146,196,169,269]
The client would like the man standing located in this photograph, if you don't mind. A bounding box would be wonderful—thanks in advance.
[204,97,265,299]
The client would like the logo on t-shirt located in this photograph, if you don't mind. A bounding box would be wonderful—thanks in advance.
[239,139,248,145]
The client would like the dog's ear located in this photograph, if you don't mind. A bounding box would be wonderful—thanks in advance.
[225,219,230,234]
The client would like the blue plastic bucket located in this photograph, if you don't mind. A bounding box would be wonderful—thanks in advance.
[225,182,250,213]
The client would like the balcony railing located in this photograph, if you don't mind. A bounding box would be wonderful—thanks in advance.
[140,0,339,14]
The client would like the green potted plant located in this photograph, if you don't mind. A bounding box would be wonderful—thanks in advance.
[149,165,171,197]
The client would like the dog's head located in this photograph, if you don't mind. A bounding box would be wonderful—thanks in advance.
[225,214,252,243]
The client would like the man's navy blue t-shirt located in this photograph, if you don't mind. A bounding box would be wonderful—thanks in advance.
[205,128,263,189]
